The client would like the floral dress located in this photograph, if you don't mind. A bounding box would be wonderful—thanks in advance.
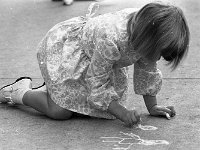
[37,3,162,119]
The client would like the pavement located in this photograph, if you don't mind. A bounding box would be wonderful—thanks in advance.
[0,0,200,150]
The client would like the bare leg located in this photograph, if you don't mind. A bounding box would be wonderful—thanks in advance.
[22,90,73,120]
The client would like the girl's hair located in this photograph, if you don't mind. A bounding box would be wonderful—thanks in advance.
[127,2,190,70]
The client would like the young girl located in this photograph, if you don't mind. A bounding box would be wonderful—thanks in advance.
[0,2,189,127]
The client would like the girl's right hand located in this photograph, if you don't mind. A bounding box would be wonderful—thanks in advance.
[123,110,141,127]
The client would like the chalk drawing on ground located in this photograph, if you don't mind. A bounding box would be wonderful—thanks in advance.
[101,131,169,150]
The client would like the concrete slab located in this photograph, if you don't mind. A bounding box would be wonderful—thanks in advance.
[0,0,200,78]
[0,0,200,150]
[0,79,200,150]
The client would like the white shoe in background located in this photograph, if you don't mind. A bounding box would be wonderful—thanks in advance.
[63,0,74,5]
[95,0,124,6]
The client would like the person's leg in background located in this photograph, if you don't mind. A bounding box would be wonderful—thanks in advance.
[52,0,74,5]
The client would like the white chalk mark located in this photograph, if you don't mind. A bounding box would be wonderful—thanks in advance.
[101,132,169,150]
[120,132,141,140]
[101,137,131,143]
[138,139,169,146]
[137,124,158,131]
[166,113,171,120]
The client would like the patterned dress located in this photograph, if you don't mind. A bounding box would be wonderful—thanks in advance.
[37,3,162,119]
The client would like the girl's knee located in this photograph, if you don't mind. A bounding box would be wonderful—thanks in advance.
[47,96,73,120]
[48,107,73,120]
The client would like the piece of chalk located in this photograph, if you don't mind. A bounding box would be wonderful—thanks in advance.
[166,113,171,120]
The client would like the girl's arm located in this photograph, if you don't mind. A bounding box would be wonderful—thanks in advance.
[143,95,157,113]
[133,58,176,119]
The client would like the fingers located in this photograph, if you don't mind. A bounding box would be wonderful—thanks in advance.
[134,110,141,123]
[156,106,176,117]
[125,113,134,127]
[125,110,141,127]
[166,106,176,117]
[129,110,141,127]
[156,106,171,114]
[155,110,168,117]
[165,113,171,120]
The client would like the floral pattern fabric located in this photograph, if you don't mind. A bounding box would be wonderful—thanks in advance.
[37,3,162,119]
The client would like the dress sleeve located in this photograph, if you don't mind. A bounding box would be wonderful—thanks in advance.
[85,37,121,111]
[133,58,162,96]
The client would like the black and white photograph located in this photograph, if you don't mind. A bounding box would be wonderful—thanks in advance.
[0,0,199,149]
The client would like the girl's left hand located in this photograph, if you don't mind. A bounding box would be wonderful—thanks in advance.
[149,105,176,119]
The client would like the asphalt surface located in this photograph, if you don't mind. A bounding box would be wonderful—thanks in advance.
[0,0,200,150]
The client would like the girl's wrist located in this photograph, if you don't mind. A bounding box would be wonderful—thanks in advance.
[108,100,128,121]
[148,104,157,112]
[143,95,157,113]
